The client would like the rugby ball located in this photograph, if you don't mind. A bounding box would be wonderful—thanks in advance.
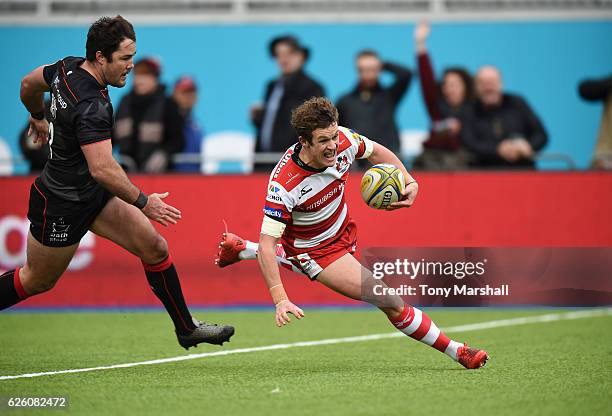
[360,164,405,210]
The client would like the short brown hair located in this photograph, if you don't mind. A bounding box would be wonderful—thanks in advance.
[356,49,379,61]
[291,97,338,142]
[86,15,135,62]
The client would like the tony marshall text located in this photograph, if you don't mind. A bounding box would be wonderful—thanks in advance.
[373,284,509,297]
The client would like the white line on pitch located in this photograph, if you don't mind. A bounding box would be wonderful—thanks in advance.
[1,308,610,381]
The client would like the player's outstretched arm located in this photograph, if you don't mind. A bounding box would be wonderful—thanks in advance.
[20,65,51,144]
[82,140,182,226]
[258,232,304,327]
[368,142,418,210]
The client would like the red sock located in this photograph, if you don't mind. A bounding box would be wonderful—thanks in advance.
[0,268,29,310]
[389,303,460,359]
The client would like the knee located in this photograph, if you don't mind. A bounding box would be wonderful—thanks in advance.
[140,234,168,264]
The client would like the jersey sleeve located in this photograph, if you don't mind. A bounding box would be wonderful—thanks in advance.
[75,98,113,146]
[42,60,62,87]
[343,127,375,160]
[263,181,295,225]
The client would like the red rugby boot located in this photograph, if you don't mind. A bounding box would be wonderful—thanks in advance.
[215,232,246,268]
[457,344,489,369]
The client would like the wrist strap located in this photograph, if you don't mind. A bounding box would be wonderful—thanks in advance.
[270,284,288,305]
[275,299,289,307]
[133,191,148,210]
[30,111,45,120]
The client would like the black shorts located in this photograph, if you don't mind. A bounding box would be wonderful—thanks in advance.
[27,178,112,247]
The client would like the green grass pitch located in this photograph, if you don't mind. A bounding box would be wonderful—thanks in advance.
[1,308,611,415]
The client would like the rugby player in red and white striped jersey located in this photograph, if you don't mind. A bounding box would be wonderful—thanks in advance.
[217,97,488,369]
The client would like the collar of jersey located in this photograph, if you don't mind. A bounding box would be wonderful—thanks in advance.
[292,143,328,173]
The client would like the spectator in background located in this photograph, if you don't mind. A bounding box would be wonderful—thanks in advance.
[19,100,50,172]
[251,35,325,157]
[172,76,203,173]
[460,66,548,169]
[113,57,184,173]
[336,49,412,155]
[578,75,612,169]
[412,22,474,170]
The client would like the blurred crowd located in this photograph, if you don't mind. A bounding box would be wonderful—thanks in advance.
[20,22,612,173]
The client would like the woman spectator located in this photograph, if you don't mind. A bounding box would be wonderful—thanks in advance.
[412,22,474,170]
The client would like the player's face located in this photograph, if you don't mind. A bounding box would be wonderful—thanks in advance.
[103,39,136,88]
[302,123,339,169]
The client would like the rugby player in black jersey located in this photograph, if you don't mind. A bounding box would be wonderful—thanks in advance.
[0,15,234,349]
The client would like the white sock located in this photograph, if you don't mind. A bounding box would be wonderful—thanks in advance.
[445,340,462,360]
[238,241,258,260]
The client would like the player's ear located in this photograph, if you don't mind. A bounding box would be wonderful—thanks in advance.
[298,136,309,147]
[95,51,106,66]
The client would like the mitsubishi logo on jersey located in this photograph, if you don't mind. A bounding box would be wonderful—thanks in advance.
[305,183,344,211]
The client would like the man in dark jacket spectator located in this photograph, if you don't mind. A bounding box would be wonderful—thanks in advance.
[251,35,325,156]
[336,50,412,154]
[461,66,548,169]
[113,57,185,173]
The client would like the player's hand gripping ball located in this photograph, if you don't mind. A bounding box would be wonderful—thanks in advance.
[360,164,405,210]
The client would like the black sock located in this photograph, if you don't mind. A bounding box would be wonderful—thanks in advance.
[0,268,28,311]
[142,256,197,335]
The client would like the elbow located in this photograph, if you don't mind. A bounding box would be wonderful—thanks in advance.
[89,164,107,183]
[256,241,272,268]
[20,76,31,100]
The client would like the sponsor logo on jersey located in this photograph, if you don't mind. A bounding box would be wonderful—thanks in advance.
[299,186,313,198]
[266,193,282,203]
[267,184,283,202]
[273,152,292,179]
[50,95,57,118]
[305,183,344,211]
[54,90,67,110]
[264,207,283,218]
[284,172,301,185]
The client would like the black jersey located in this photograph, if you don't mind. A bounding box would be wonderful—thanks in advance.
[39,56,113,202]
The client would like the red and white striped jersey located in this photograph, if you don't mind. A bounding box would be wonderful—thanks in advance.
[262,126,373,257]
